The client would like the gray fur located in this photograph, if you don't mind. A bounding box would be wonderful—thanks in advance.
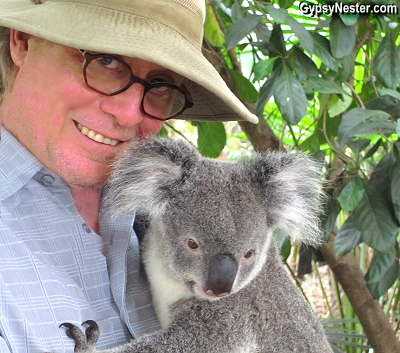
[65,137,332,353]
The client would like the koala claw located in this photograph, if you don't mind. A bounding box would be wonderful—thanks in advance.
[81,320,100,346]
[60,320,100,352]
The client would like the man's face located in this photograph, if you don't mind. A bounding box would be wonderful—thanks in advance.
[2,33,181,188]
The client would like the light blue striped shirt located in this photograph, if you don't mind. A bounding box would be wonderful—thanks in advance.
[0,128,160,352]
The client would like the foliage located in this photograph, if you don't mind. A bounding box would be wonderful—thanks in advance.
[322,318,370,353]
[204,0,400,295]
[166,0,400,351]
[201,0,400,290]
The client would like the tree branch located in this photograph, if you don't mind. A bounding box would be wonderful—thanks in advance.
[203,2,281,152]
[320,236,400,353]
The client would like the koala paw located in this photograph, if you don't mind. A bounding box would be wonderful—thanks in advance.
[60,320,100,353]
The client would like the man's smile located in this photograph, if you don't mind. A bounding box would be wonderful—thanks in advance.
[76,122,120,146]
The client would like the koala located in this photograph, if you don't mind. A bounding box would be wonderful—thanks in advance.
[62,137,333,353]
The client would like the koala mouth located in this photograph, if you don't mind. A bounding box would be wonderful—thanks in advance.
[191,282,230,301]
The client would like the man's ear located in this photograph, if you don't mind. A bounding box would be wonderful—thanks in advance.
[9,29,31,68]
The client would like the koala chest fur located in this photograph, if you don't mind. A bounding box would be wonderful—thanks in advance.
[141,220,193,329]
[62,137,333,353]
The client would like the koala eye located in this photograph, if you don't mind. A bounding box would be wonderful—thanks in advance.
[187,238,199,250]
[243,250,254,261]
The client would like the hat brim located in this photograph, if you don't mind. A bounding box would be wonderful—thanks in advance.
[0,0,258,123]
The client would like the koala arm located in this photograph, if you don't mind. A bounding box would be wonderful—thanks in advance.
[61,310,252,353]
[61,245,332,353]
[60,321,165,353]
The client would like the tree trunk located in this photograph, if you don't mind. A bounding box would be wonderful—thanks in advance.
[320,236,400,353]
[238,119,282,152]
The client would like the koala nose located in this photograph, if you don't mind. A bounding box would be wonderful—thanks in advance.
[206,254,238,296]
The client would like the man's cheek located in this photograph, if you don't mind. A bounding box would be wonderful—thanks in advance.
[138,119,165,139]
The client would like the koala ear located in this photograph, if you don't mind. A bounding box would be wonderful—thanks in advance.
[248,152,325,245]
[104,137,199,218]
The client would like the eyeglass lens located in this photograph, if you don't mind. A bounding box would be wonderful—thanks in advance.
[83,53,190,120]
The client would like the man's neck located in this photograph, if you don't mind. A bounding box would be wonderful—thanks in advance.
[70,186,102,234]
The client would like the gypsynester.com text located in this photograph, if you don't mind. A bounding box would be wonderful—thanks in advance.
[299,1,398,17]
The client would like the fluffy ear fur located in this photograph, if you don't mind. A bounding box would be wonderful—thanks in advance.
[106,138,325,245]
[104,138,199,218]
[247,152,325,245]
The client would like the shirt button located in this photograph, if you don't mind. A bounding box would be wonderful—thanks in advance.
[82,223,92,233]
[41,174,55,186]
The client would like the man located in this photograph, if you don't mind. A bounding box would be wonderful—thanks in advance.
[0,0,257,352]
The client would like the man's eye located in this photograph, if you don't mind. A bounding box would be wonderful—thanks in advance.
[149,77,167,84]
[97,56,120,69]
[148,74,176,85]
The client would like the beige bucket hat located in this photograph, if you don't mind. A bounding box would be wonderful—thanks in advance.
[0,0,258,123]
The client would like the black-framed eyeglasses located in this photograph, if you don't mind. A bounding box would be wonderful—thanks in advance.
[79,50,193,121]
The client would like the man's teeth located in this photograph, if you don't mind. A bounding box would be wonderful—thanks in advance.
[77,123,119,146]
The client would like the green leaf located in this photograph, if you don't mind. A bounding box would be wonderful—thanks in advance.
[221,0,234,7]
[379,88,400,101]
[292,47,319,82]
[391,160,400,223]
[230,1,244,22]
[374,31,400,89]
[269,24,287,57]
[334,215,362,256]
[353,183,398,253]
[266,6,288,24]
[303,77,349,96]
[369,153,395,203]
[364,95,400,120]
[274,229,291,261]
[346,139,370,155]
[337,52,355,82]
[311,33,339,71]
[337,176,366,212]
[256,69,277,117]
[253,57,277,82]
[328,85,353,118]
[365,246,399,298]
[278,0,295,9]
[272,63,308,124]
[225,15,262,50]
[363,138,382,160]
[393,142,400,165]
[339,13,359,26]
[204,2,225,47]
[330,17,356,59]
[286,16,314,54]
[229,70,258,104]
[254,24,271,44]
[157,126,168,137]
[338,108,395,143]
[195,121,227,158]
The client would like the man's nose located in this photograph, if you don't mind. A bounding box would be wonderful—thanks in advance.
[99,83,146,126]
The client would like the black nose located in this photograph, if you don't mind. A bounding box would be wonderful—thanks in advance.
[206,254,238,296]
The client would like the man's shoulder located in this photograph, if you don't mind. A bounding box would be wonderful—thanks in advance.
[0,128,42,200]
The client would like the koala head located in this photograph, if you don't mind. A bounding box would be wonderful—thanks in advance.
[105,138,324,300]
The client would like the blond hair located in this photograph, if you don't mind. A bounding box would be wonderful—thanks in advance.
[0,27,13,99]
